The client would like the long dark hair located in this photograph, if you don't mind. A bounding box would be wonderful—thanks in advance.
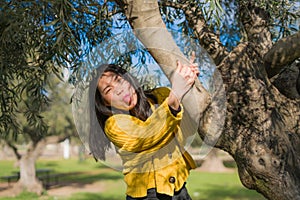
[89,64,157,161]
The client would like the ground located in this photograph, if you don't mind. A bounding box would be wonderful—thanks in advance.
[0,181,106,198]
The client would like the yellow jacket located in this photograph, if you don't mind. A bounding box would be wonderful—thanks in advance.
[104,87,196,198]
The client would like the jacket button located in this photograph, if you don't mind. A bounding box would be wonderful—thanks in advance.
[169,176,176,184]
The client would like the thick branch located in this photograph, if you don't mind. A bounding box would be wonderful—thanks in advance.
[239,3,272,63]
[31,135,71,159]
[160,1,228,66]
[44,135,70,144]
[118,0,211,138]
[264,31,300,78]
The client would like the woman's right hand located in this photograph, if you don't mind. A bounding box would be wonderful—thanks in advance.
[171,60,198,100]
[168,57,199,110]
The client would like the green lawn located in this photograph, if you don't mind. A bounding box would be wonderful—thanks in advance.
[0,158,265,200]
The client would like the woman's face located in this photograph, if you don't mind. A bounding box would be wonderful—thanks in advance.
[97,71,138,111]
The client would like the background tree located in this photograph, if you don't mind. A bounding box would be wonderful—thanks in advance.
[0,74,76,194]
[0,0,102,194]
[1,0,299,199]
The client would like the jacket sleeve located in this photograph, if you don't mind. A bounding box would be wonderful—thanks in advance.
[104,97,183,153]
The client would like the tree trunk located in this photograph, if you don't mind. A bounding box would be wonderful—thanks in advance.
[215,4,300,199]
[217,42,300,200]
[13,151,43,195]
[11,135,70,195]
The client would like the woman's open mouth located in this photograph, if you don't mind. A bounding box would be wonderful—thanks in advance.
[123,94,131,105]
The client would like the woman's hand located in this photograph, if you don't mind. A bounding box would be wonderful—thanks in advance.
[168,53,199,110]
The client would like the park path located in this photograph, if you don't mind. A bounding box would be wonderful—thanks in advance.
[0,181,106,198]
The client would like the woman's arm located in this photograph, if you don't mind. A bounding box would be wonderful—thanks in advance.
[104,98,182,153]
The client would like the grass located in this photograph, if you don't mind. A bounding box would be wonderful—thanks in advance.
[187,171,265,200]
[0,158,265,200]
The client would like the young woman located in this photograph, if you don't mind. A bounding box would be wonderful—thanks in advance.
[89,60,199,200]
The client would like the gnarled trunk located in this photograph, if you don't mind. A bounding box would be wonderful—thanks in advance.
[217,42,300,200]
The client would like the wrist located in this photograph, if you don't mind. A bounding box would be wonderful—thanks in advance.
[168,91,181,110]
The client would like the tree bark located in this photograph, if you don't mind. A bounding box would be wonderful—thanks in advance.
[271,62,300,99]
[217,5,300,199]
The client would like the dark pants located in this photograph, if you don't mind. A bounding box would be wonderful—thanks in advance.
[126,184,192,200]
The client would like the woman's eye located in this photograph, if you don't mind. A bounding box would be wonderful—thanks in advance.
[105,88,111,94]
[116,76,122,83]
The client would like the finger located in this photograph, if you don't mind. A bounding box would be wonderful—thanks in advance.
[187,72,197,84]
[187,74,196,86]
[192,68,200,76]
[180,63,189,76]
[190,64,197,70]
[190,51,196,64]
[176,60,183,72]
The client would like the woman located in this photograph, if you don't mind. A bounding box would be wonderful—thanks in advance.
[89,60,199,200]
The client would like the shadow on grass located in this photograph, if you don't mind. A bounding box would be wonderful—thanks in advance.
[44,170,123,190]
[65,184,265,200]
[66,171,122,183]
[190,183,266,200]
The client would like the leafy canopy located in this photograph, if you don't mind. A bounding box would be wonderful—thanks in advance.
[0,0,299,139]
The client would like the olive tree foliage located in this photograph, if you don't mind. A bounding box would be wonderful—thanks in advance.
[0,0,114,137]
[0,0,107,194]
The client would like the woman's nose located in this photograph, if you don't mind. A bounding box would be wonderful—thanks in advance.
[114,85,123,95]
[113,78,125,95]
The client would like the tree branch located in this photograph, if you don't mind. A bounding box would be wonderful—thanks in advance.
[44,135,71,144]
[239,3,272,62]
[76,4,123,19]
[159,0,228,66]
[31,134,71,159]
[264,31,300,78]
[3,140,22,160]
[116,0,211,138]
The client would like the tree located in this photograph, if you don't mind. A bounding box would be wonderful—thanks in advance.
[0,74,76,194]
[1,0,299,199]
[0,0,99,194]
